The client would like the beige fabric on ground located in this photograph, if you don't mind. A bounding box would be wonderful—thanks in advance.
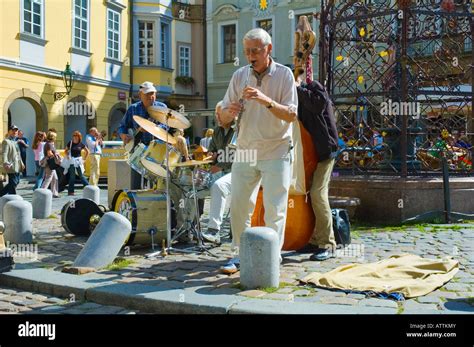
[301,254,459,299]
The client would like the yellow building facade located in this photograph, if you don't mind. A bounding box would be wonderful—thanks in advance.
[131,0,174,99]
[0,0,207,175]
[0,0,132,175]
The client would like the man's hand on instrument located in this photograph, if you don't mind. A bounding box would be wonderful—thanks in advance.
[225,102,243,117]
[120,133,133,144]
[242,87,271,106]
[295,74,305,87]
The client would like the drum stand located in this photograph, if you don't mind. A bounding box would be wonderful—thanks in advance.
[146,112,216,259]
[165,172,217,257]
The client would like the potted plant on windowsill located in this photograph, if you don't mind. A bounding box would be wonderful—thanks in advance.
[175,76,194,86]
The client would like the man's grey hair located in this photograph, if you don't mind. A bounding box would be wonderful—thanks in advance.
[243,28,272,46]
[215,101,223,111]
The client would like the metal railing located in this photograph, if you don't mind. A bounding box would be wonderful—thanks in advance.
[320,0,473,176]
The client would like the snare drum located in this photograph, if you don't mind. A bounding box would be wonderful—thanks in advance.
[175,167,212,191]
[194,168,212,190]
[176,167,193,186]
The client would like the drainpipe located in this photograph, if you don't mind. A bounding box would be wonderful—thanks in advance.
[129,0,134,104]
[203,0,208,110]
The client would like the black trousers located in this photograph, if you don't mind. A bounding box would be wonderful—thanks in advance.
[0,173,20,196]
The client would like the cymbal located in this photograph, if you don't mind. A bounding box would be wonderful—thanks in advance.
[147,106,191,129]
[140,158,167,178]
[133,116,176,145]
[170,159,213,168]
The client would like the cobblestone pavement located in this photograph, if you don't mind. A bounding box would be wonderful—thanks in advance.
[0,285,139,314]
[4,178,474,314]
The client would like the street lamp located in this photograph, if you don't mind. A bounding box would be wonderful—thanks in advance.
[54,63,76,101]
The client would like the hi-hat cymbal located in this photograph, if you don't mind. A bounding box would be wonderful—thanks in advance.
[140,158,167,178]
[170,159,213,168]
[133,116,176,145]
[147,106,191,129]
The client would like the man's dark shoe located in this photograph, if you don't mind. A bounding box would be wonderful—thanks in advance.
[309,248,334,261]
[296,243,320,253]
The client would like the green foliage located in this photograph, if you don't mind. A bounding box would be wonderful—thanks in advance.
[175,76,194,86]
[397,304,404,314]
[258,282,294,293]
[104,257,135,271]
[351,219,467,234]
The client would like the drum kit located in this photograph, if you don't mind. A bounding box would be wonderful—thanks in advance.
[60,106,217,256]
[117,106,216,257]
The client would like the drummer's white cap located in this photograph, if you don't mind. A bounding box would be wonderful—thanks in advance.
[139,81,157,94]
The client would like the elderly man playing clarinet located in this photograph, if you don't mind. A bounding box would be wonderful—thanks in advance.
[219,28,298,274]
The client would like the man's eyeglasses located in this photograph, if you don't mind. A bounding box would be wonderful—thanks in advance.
[243,46,267,55]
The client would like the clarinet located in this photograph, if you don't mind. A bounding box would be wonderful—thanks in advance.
[229,65,252,148]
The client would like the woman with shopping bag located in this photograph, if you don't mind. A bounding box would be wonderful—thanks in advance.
[64,131,89,196]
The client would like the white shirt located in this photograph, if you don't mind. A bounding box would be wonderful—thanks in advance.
[34,142,45,161]
[85,134,102,155]
[222,59,298,160]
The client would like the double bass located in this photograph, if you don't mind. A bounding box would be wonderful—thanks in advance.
[251,15,319,250]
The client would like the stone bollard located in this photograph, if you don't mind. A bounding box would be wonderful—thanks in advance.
[240,227,280,290]
[73,212,131,269]
[0,195,23,220]
[32,189,52,219]
[83,185,100,204]
[4,200,33,244]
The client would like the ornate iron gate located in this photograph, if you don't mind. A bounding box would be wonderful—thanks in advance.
[320,0,473,176]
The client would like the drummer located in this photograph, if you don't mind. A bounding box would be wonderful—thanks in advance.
[118,81,185,188]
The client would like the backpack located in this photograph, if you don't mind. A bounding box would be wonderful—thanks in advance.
[332,208,351,246]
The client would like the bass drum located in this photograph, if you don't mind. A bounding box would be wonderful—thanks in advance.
[61,198,105,236]
[251,122,318,251]
[111,190,176,246]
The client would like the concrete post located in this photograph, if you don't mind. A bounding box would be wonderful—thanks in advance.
[83,185,100,204]
[240,227,280,289]
[4,200,33,244]
[32,188,52,219]
[0,195,23,220]
[73,212,131,269]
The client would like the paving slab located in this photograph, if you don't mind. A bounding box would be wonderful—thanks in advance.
[229,299,397,314]
[359,298,398,308]
[86,282,246,314]
[0,264,117,301]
